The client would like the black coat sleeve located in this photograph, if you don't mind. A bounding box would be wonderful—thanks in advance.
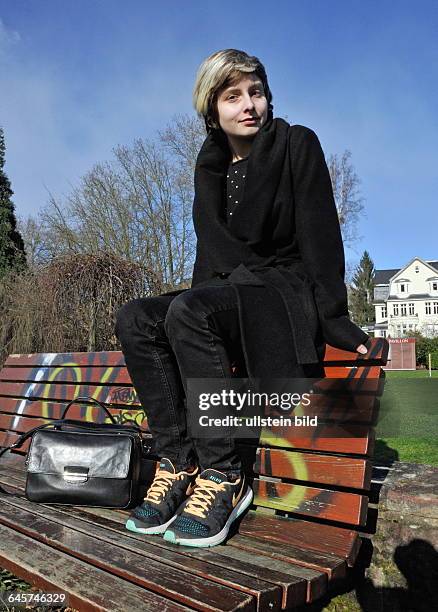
[291,125,369,352]
[191,240,215,288]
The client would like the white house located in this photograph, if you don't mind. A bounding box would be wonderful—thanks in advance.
[373,257,438,338]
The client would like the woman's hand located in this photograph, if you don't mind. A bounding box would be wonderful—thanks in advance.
[356,344,368,354]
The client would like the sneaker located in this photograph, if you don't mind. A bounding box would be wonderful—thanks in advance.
[163,469,253,547]
[125,458,199,535]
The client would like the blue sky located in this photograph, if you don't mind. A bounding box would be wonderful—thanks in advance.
[0,0,437,270]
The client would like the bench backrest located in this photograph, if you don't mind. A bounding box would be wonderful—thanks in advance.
[0,338,388,531]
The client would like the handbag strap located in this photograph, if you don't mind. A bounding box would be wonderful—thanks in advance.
[61,396,118,422]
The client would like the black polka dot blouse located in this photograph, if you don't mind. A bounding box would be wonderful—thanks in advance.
[225,157,248,223]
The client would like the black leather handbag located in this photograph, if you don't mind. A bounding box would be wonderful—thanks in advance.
[0,396,144,508]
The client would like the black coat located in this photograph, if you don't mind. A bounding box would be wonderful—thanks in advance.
[190,117,369,378]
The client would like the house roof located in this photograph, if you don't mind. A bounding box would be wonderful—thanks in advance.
[374,259,438,285]
[374,269,399,284]
[387,294,435,300]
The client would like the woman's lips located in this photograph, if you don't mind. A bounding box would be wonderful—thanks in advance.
[240,118,258,124]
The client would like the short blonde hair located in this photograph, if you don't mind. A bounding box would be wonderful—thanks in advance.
[193,49,273,131]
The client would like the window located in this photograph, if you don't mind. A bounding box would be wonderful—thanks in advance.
[409,303,415,315]
[432,282,438,291]
[425,302,431,314]
[400,284,406,292]
[401,304,407,316]
[382,305,387,318]
[393,304,399,316]
[434,302,438,315]
[415,266,419,273]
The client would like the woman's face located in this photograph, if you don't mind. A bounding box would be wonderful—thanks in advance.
[215,73,268,140]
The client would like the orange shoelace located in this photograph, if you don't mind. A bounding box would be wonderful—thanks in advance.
[183,476,227,519]
[144,470,183,504]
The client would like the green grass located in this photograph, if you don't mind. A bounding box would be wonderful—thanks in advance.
[374,437,438,465]
[384,369,438,379]
[375,369,438,466]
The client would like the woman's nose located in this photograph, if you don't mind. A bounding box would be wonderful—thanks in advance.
[242,93,255,110]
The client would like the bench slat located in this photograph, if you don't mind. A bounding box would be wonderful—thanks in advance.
[258,425,374,456]
[0,524,191,612]
[0,398,144,421]
[4,352,126,368]
[194,543,327,604]
[323,337,388,365]
[0,381,134,406]
[253,478,368,526]
[229,534,347,581]
[254,448,372,490]
[0,365,133,385]
[297,393,378,424]
[237,512,361,567]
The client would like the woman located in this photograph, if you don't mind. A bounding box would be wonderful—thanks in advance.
[115,49,369,548]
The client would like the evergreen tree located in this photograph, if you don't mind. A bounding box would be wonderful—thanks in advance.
[0,127,26,277]
[349,250,375,326]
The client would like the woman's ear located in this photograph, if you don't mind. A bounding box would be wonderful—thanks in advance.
[267,103,274,120]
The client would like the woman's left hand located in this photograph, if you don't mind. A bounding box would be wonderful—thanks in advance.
[356,344,368,354]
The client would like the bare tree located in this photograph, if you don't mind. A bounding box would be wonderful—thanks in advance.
[35,132,197,293]
[327,150,364,246]
[159,114,206,173]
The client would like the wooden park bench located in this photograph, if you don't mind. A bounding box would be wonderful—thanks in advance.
[0,338,388,611]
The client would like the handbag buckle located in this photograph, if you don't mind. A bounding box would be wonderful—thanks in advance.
[63,466,89,483]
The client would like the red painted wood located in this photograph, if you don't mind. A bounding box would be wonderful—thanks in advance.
[0,381,140,406]
[254,448,372,490]
[0,398,145,424]
[260,423,374,456]
[0,366,132,386]
[4,352,126,368]
[324,366,382,379]
[252,479,368,526]
[295,393,378,424]
[239,513,362,567]
[323,338,388,365]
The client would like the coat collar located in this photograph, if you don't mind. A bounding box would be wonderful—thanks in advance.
[193,117,290,245]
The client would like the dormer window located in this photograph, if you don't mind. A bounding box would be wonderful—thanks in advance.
[396,279,410,294]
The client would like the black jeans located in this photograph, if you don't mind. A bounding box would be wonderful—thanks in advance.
[114,284,245,477]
